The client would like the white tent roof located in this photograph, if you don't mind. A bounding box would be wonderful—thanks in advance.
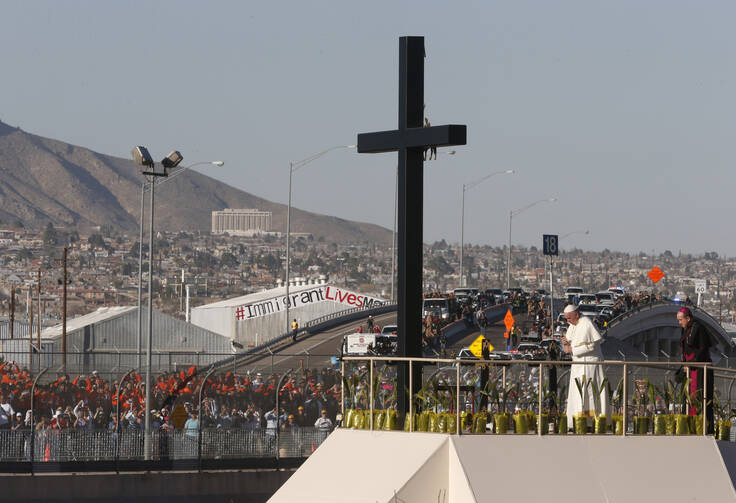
[270,430,736,502]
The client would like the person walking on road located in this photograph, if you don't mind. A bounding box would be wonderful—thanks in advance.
[291,319,299,342]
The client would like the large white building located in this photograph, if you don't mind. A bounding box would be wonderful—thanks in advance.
[211,208,272,235]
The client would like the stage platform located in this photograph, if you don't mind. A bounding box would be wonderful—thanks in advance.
[269,429,736,502]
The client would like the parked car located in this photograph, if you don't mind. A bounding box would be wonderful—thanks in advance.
[520,330,541,343]
[485,288,505,304]
[595,291,615,306]
[381,324,397,336]
[456,348,478,360]
[577,293,597,305]
[565,286,584,297]
[516,343,547,361]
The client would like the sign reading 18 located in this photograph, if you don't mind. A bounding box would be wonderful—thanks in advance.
[543,234,559,256]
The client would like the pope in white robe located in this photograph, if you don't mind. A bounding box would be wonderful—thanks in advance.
[561,305,608,429]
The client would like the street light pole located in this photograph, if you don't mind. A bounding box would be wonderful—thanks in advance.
[136,161,222,368]
[506,197,557,289]
[285,145,355,333]
[144,171,156,461]
[391,165,397,302]
[132,147,184,461]
[286,161,294,334]
[460,169,513,287]
[137,182,145,368]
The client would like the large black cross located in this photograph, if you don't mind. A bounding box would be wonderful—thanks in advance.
[357,36,466,418]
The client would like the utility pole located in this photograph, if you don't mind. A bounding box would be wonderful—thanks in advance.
[9,286,14,339]
[37,268,41,371]
[62,247,68,370]
[29,289,33,366]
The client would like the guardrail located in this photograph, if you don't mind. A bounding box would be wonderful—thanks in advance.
[603,300,731,349]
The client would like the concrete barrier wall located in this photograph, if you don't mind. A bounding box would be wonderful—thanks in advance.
[442,303,511,344]
[0,469,294,503]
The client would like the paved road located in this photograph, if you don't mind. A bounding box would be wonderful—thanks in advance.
[229,308,530,374]
[232,311,397,374]
[449,313,531,353]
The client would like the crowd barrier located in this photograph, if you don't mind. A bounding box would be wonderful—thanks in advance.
[0,427,332,466]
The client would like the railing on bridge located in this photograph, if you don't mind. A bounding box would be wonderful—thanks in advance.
[604,299,723,334]
[341,356,736,439]
[209,303,398,372]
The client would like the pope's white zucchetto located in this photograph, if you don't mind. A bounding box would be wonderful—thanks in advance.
[563,304,579,314]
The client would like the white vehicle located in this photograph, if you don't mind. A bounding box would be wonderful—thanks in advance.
[607,287,625,298]
[578,293,597,305]
[453,288,478,301]
[342,333,397,356]
[381,324,398,336]
[423,298,454,323]
[595,291,615,306]
[565,286,584,297]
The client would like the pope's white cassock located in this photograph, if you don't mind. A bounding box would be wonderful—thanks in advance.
[565,314,608,429]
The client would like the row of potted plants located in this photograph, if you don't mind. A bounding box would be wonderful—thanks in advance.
[341,366,732,437]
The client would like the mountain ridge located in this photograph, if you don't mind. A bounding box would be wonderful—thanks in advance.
[0,120,391,244]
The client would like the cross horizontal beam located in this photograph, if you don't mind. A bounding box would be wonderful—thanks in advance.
[357,124,466,154]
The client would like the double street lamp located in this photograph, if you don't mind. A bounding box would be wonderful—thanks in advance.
[135,160,224,368]
[286,145,355,333]
[459,169,514,287]
[506,197,557,289]
[131,146,223,460]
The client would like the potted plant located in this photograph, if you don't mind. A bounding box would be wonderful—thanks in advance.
[557,383,568,435]
[589,377,608,434]
[573,376,590,434]
[632,381,650,435]
[610,380,624,435]
[713,394,731,441]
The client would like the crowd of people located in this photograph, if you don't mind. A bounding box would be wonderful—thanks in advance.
[0,362,342,434]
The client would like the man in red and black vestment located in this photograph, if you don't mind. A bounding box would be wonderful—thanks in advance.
[677,307,714,434]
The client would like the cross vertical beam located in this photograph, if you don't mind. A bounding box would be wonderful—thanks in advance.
[357,36,466,419]
[397,37,425,420]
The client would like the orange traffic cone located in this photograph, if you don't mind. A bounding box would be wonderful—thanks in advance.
[44,442,51,462]
[311,442,315,453]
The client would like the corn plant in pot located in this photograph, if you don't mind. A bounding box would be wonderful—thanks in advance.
[610,379,624,435]
[490,380,514,434]
[557,382,568,434]
[713,394,731,441]
[590,377,609,434]
[632,380,650,435]
[573,376,590,434]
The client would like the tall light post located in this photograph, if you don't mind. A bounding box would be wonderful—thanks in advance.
[132,147,184,461]
[506,197,557,289]
[460,169,513,287]
[136,161,224,368]
[286,145,355,333]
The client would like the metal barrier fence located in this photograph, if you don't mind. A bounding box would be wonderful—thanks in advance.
[0,427,332,465]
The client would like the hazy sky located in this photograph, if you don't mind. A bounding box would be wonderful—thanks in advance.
[2,1,735,255]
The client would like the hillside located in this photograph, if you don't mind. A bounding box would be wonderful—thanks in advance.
[0,121,390,244]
